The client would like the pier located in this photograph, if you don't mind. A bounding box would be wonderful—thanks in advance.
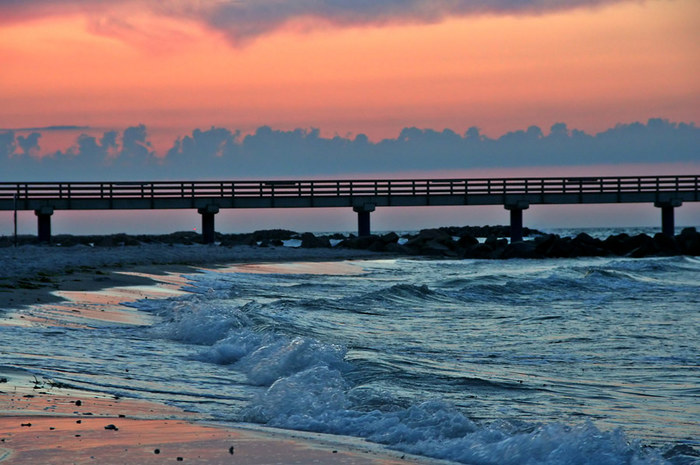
[1,175,698,243]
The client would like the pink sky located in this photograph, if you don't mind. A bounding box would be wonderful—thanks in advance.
[1,0,698,234]
[1,0,698,141]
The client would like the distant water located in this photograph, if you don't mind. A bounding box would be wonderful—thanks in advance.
[1,228,699,464]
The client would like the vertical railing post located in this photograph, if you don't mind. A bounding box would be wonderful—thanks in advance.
[13,192,18,247]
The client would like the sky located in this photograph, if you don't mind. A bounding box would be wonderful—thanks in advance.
[1,0,699,234]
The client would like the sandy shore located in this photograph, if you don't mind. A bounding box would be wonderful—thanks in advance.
[0,244,443,464]
[0,243,393,311]
[0,369,435,464]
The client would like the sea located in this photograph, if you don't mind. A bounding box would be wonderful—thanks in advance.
[1,227,699,464]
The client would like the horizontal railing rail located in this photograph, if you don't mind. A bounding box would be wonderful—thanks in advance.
[0,175,698,203]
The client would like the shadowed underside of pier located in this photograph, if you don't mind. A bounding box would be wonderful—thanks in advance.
[1,175,698,243]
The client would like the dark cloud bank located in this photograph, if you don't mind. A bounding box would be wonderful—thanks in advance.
[1,119,698,181]
[1,0,634,43]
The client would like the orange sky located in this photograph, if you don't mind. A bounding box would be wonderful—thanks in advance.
[1,0,699,141]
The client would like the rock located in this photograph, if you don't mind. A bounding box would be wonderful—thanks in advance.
[653,233,680,255]
[300,233,331,248]
[104,424,119,431]
[250,229,297,242]
[464,243,495,259]
[677,227,700,255]
[440,225,542,238]
[457,234,479,248]
[534,234,576,257]
[338,234,391,250]
[484,235,507,249]
[602,233,633,255]
[625,234,658,258]
[570,233,607,256]
[403,229,458,256]
[500,241,539,259]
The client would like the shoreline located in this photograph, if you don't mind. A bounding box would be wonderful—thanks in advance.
[2,224,699,311]
[1,236,697,463]
[0,252,445,465]
[0,371,438,465]
[0,244,396,311]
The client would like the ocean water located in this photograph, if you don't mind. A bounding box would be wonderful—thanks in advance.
[1,244,699,463]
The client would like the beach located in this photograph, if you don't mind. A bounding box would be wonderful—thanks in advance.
[1,239,698,464]
[1,372,432,465]
[0,243,392,310]
[0,243,441,464]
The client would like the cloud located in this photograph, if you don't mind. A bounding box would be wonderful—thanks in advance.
[16,132,41,156]
[0,0,636,43]
[0,131,17,158]
[1,118,697,182]
[0,125,91,132]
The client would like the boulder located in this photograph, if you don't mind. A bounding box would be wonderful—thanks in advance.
[464,243,495,259]
[570,233,607,257]
[403,229,458,256]
[500,241,539,259]
[457,234,479,248]
[300,232,331,248]
[338,235,384,250]
[653,233,680,255]
[250,229,297,242]
[602,233,633,255]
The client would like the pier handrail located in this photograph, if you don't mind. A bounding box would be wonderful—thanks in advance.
[1,175,698,201]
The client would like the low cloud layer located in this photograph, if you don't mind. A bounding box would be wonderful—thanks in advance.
[1,119,697,181]
[1,0,634,42]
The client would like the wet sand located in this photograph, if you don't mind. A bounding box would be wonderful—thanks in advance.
[0,244,390,311]
[0,245,439,465]
[0,370,432,465]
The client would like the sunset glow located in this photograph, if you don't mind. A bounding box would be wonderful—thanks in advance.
[2,1,698,139]
[2,0,699,233]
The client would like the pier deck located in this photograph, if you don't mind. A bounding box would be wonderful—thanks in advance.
[1,175,698,242]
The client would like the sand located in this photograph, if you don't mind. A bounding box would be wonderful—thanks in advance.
[0,243,440,465]
[0,371,433,464]
[0,243,391,310]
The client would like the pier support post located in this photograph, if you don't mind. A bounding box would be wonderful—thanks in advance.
[505,201,529,243]
[35,206,54,243]
[198,205,220,244]
[655,199,682,237]
[353,204,375,237]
